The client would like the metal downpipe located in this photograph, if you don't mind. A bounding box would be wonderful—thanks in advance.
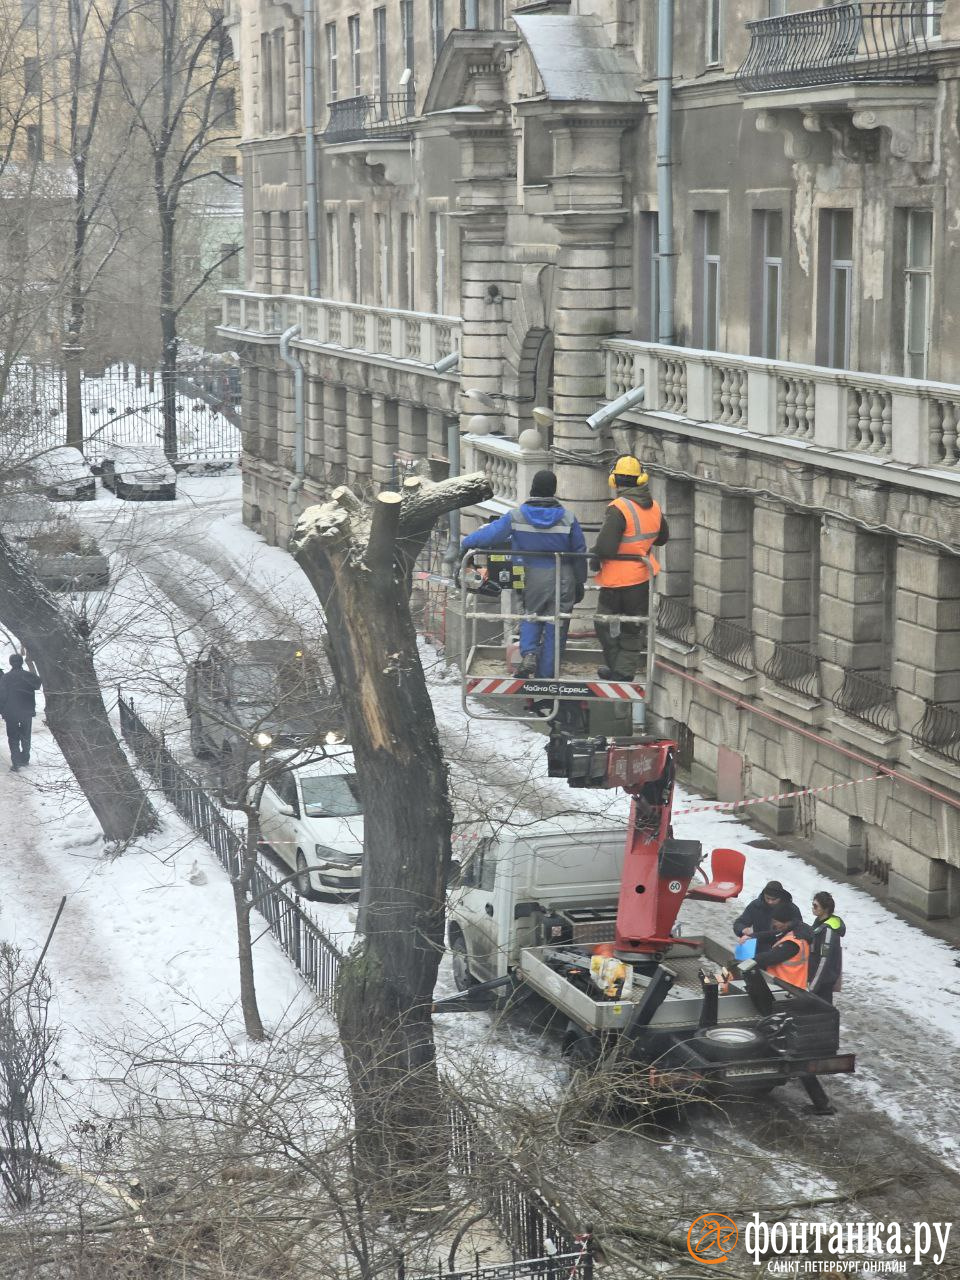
[303,0,320,295]
[656,0,676,345]
[279,324,305,535]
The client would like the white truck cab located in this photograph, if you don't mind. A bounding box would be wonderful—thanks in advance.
[447,819,627,988]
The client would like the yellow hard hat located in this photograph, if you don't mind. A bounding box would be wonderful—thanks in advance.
[608,455,649,489]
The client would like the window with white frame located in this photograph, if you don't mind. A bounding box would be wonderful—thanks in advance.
[637,212,659,342]
[271,30,286,129]
[374,7,387,118]
[903,208,932,378]
[374,212,390,304]
[348,15,361,96]
[400,0,415,111]
[325,23,338,102]
[430,210,446,313]
[697,211,721,350]
[823,209,853,369]
[432,0,444,62]
[461,0,479,30]
[326,210,340,296]
[760,209,783,359]
[349,212,363,302]
[911,0,943,38]
[706,0,723,65]
[398,212,415,309]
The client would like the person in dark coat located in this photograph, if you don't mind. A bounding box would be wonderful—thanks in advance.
[808,890,846,1004]
[0,652,43,771]
[737,909,814,990]
[460,470,587,678]
[732,879,802,944]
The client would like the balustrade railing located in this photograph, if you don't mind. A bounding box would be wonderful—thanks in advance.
[762,640,822,698]
[910,699,960,764]
[832,668,899,733]
[657,595,696,646]
[736,2,941,94]
[324,92,414,142]
[704,617,754,671]
[221,291,460,369]
[600,340,960,476]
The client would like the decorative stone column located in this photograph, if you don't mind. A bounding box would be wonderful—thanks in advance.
[322,381,347,482]
[345,388,372,484]
[370,395,399,487]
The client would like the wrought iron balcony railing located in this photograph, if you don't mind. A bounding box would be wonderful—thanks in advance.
[736,2,941,94]
[910,699,960,765]
[657,595,696,647]
[323,93,414,143]
[703,618,754,672]
[762,640,822,699]
[831,668,899,733]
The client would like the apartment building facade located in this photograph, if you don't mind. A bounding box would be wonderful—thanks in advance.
[222,0,960,919]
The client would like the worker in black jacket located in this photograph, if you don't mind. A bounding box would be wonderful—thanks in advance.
[0,652,43,771]
[732,880,802,945]
[737,911,814,990]
[808,890,846,1004]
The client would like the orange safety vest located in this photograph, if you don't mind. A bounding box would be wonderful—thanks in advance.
[765,932,811,989]
[595,497,663,588]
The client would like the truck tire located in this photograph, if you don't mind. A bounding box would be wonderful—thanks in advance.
[689,1026,768,1063]
[450,934,478,993]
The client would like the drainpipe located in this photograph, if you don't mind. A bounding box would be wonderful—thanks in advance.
[303,0,321,294]
[443,420,461,575]
[656,0,676,345]
[279,325,305,534]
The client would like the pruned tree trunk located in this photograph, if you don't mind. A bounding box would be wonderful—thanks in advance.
[292,472,492,1211]
[0,533,158,841]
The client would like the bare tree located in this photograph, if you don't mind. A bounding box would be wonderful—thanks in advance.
[292,473,492,1209]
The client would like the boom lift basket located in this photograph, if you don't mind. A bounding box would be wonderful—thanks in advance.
[457,549,659,724]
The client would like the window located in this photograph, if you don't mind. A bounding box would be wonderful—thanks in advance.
[768,0,787,15]
[325,210,340,295]
[24,56,40,96]
[903,209,932,378]
[373,7,387,119]
[21,0,39,29]
[398,212,415,308]
[400,0,415,111]
[706,0,723,65]
[637,212,660,342]
[461,0,479,29]
[260,33,273,131]
[432,0,444,62]
[912,1,942,38]
[349,212,362,302]
[757,209,783,359]
[215,88,236,127]
[325,22,338,103]
[25,124,42,162]
[818,209,853,369]
[696,211,721,351]
[220,242,240,281]
[430,210,446,312]
[348,15,361,96]
[272,30,286,130]
[261,212,272,292]
[374,212,390,304]
[221,153,238,176]
[279,211,291,291]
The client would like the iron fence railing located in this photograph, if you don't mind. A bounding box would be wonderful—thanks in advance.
[761,639,822,698]
[657,595,696,647]
[831,668,899,733]
[401,1246,592,1280]
[736,2,941,93]
[703,617,754,671]
[117,692,343,1002]
[324,92,414,142]
[910,699,960,764]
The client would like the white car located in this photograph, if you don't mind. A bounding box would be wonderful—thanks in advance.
[100,442,177,500]
[253,751,363,897]
[27,446,96,500]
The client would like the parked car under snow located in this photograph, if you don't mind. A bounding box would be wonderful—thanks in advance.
[25,446,96,501]
[1,494,109,591]
[100,443,177,500]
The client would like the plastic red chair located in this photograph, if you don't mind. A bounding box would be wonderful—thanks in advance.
[686,847,745,902]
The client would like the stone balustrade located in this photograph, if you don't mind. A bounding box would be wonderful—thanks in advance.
[221,290,461,371]
[603,339,960,476]
[462,433,553,507]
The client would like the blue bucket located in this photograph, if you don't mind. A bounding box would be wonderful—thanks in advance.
[734,937,757,962]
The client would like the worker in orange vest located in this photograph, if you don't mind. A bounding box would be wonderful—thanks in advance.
[591,456,669,682]
[737,908,813,989]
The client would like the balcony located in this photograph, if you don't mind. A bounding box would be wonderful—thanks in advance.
[831,668,899,732]
[600,340,960,494]
[657,596,696,647]
[323,93,415,143]
[461,433,552,510]
[703,618,754,672]
[736,2,941,94]
[220,291,460,372]
[761,640,822,699]
[911,699,960,765]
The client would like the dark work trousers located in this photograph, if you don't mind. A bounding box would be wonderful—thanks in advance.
[5,717,32,766]
[595,581,651,680]
[810,986,835,1006]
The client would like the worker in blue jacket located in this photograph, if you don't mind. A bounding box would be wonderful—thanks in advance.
[460,470,587,678]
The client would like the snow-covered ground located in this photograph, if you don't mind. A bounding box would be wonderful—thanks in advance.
[2,475,959,1275]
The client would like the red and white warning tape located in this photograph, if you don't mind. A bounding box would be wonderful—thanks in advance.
[673,771,889,817]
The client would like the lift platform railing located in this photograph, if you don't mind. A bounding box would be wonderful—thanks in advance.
[457,549,658,725]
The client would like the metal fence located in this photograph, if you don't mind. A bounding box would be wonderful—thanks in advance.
[737,2,941,93]
[910,699,960,764]
[402,1246,593,1280]
[703,617,754,671]
[761,640,822,698]
[117,692,343,1002]
[8,361,241,463]
[657,595,696,647]
[324,92,414,142]
[831,668,899,734]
